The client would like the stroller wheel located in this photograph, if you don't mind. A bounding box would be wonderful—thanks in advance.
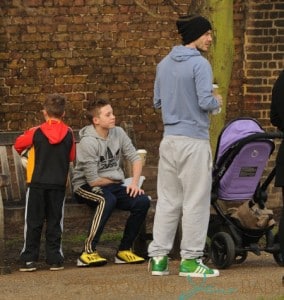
[234,251,248,264]
[210,232,235,269]
[272,233,284,267]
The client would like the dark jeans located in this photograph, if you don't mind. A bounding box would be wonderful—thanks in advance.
[74,183,150,252]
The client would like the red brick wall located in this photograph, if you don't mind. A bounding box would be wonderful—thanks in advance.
[226,0,246,121]
[235,0,284,207]
[243,0,284,128]
[1,1,284,205]
[227,0,284,128]
[0,0,180,165]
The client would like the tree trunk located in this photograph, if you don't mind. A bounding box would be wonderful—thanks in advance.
[207,0,234,154]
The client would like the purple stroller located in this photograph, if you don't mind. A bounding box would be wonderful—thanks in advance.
[207,117,284,269]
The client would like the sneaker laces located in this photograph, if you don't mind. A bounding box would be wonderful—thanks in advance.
[193,258,216,275]
[196,258,209,270]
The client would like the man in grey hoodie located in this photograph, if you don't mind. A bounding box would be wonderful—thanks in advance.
[72,99,150,267]
[148,15,222,277]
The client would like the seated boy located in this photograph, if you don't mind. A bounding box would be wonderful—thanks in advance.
[72,99,150,267]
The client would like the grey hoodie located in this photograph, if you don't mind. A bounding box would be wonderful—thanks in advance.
[154,45,220,139]
[72,125,139,192]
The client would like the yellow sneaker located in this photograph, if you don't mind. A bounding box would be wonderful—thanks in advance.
[115,249,145,264]
[77,251,107,267]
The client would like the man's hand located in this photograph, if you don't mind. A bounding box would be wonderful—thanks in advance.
[215,94,223,107]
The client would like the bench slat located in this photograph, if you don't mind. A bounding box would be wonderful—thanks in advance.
[13,147,26,202]
[0,131,21,146]
[0,147,13,201]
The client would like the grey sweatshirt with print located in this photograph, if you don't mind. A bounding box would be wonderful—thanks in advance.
[72,125,139,192]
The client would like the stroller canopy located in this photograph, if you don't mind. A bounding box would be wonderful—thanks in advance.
[213,118,275,201]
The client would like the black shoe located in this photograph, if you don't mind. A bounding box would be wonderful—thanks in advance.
[19,261,37,272]
[50,263,64,271]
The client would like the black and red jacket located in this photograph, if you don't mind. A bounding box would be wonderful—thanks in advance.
[14,120,76,189]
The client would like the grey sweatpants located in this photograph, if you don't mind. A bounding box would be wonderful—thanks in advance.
[148,135,212,259]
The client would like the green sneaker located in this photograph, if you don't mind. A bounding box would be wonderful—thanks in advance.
[149,256,169,276]
[179,258,219,278]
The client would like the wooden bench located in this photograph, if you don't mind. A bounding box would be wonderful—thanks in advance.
[0,123,156,274]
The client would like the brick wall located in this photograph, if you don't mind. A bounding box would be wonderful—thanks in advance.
[243,0,284,126]
[241,0,284,207]
[226,0,246,121]
[0,0,180,166]
[1,1,284,206]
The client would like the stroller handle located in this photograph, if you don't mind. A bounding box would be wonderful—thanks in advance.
[240,131,284,142]
[260,131,284,139]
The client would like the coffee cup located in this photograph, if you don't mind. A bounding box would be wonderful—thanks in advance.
[137,149,147,166]
[212,83,221,115]
[213,83,219,96]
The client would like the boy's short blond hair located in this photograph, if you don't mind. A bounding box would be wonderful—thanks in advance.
[43,94,66,118]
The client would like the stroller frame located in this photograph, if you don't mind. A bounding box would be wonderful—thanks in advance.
[207,117,284,269]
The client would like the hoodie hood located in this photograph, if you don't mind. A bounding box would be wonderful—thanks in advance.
[78,124,102,140]
[40,120,69,144]
[169,45,201,62]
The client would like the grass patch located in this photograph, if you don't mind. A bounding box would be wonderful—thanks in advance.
[100,231,123,242]
[5,230,123,246]
[63,233,86,243]
[62,231,123,243]
[4,238,22,248]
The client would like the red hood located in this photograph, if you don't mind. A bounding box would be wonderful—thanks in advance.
[40,120,69,144]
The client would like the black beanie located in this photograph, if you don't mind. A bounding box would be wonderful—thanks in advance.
[176,15,212,45]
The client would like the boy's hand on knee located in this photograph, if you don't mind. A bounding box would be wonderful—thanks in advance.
[126,184,144,197]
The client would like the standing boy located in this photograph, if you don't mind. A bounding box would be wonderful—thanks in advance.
[14,94,76,271]
[148,15,222,277]
[72,99,150,267]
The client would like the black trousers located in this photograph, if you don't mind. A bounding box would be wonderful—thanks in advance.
[20,187,65,265]
[74,183,150,253]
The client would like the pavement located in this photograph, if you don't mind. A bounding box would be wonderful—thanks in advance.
[1,249,284,300]
[1,208,284,300]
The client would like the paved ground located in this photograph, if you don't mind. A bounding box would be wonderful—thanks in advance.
[1,245,284,300]
[1,209,284,299]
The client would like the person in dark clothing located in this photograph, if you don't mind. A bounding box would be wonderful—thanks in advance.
[14,94,76,272]
[270,69,284,264]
